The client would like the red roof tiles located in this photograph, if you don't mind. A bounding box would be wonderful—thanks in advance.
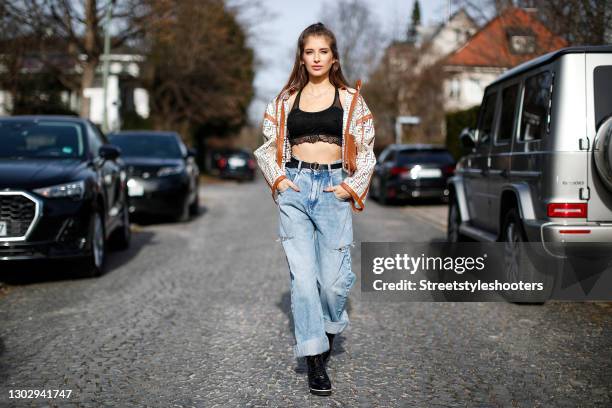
[445,7,567,68]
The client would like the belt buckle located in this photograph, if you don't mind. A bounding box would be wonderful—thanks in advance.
[309,162,321,170]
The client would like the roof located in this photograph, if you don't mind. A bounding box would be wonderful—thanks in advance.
[488,45,612,88]
[444,7,567,68]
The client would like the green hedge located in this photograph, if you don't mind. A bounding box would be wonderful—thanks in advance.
[445,105,479,161]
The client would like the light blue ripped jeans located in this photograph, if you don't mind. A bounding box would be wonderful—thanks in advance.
[277,158,357,358]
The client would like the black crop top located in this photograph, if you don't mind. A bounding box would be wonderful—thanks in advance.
[287,87,343,146]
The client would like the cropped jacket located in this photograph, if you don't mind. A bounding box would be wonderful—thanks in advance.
[254,80,376,212]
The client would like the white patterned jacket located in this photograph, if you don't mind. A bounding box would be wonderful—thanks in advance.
[254,80,376,212]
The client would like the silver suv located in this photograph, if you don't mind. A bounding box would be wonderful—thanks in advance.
[448,46,612,256]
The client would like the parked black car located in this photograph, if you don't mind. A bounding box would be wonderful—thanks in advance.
[210,148,256,181]
[0,116,130,277]
[108,131,200,221]
[370,144,455,204]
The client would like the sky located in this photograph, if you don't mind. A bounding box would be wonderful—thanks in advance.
[246,0,456,123]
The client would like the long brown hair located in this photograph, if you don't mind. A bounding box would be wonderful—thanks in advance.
[278,22,351,99]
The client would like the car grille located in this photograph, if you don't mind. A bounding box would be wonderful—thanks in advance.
[127,166,160,178]
[0,193,37,239]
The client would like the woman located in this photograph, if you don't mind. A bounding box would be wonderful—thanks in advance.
[254,22,376,396]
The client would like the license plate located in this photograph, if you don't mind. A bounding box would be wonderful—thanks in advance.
[406,168,442,179]
[0,221,6,237]
[127,179,144,197]
[228,157,246,168]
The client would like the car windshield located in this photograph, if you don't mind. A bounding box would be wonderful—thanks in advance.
[109,134,183,159]
[397,150,454,165]
[0,121,84,159]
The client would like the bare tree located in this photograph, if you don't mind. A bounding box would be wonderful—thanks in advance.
[3,0,151,118]
[319,0,387,83]
[143,0,255,144]
[457,0,612,45]
[361,40,443,146]
[533,0,612,45]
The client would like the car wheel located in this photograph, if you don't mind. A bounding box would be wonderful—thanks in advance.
[501,208,546,304]
[83,211,106,277]
[176,199,190,222]
[189,187,200,216]
[447,195,465,242]
[109,206,131,250]
[378,181,389,205]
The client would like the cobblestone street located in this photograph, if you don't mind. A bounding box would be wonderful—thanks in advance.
[1,177,611,407]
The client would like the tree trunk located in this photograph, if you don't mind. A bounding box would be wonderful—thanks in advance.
[79,59,98,118]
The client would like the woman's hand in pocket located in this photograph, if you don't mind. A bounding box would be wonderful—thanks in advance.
[278,178,300,193]
[323,184,351,200]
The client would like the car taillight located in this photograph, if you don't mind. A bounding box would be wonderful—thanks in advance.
[547,203,588,218]
[217,158,227,168]
[247,159,255,169]
[390,166,410,176]
[443,164,455,175]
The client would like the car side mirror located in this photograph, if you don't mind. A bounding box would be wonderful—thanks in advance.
[459,127,476,149]
[99,144,121,161]
[187,147,197,158]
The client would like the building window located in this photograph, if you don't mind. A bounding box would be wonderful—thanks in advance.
[507,28,536,54]
[449,78,461,100]
[510,35,536,53]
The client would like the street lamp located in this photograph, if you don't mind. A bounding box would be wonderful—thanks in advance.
[102,0,116,133]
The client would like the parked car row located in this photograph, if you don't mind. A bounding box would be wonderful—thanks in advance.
[0,116,200,277]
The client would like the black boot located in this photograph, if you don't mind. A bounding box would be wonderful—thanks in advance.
[305,354,332,396]
[322,332,335,364]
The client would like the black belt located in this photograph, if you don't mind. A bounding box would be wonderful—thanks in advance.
[286,157,343,170]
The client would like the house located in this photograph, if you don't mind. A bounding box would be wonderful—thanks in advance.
[415,9,479,72]
[0,38,149,131]
[443,7,568,112]
[372,9,478,144]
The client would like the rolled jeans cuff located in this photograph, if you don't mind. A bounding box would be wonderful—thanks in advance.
[294,335,329,358]
[324,311,350,334]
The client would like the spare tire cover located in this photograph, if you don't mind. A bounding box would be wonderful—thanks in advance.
[593,117,612,191]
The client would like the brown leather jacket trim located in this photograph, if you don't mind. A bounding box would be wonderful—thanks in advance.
[264,112,277,125]
[355,113,373,124]
[275,97,284,167]
[271,174,287,193]
[340,181,364,212]
[343,80,362,175]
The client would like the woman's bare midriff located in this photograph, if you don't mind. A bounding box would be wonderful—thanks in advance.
[292,142,342,164]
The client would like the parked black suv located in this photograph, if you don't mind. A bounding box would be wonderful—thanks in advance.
[0,116,130,277]
[370,144,455,204]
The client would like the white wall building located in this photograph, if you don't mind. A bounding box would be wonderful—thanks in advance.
[0,52,149,131]
[442,8,567,112]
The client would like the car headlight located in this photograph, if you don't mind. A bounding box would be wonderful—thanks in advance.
[34,180,85,199]
[157,165,184,177]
